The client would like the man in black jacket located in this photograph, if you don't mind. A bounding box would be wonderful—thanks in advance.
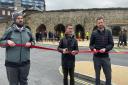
[89,17,114,85]
[58,24,79,85]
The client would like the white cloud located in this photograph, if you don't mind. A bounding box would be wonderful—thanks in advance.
[45,0,128,10]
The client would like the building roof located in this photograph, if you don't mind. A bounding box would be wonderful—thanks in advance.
[23,7,128,13]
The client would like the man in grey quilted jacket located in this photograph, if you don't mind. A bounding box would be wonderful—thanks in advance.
[0,12,35,85]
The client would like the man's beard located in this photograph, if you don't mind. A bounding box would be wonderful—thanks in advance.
[16,22,24,28]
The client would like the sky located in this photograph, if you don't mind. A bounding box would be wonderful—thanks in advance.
[45,0,128,10]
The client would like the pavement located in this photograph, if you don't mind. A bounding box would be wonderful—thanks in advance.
[75,61,128,85]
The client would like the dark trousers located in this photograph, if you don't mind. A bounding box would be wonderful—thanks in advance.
[62,67,75,85]
[123,40,127,46]
[93,57,111,85]
[117,40,123,47]
[6,64,30,85]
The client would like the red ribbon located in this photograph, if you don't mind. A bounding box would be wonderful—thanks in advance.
[0,44,128,54]
[0,44,57,51]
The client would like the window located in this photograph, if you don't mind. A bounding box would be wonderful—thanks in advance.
[21,0,45,10]
[0,0,14,5]
[7,11,11,16]
[34,0,44,10]
[2,10,5,15]
[21,0,33,5]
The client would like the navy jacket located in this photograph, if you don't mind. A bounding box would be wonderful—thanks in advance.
[89,28,114,58]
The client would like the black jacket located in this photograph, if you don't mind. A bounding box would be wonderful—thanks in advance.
[89,28,114,58]
[58,35,79,68]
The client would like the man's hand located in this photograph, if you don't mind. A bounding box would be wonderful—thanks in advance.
[99,48,106,53]
[63,48,69,54]
[71,50,78,56]
[7,40,16,47]
[25,42,32,48]
[93,49,98,53]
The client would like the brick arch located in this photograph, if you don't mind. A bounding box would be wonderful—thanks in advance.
[54,24,65,38]
[54,24,65,32]
[75,24,85,40]
[36,24,46,33]
[25,25,31,31]
[111,25,121,36]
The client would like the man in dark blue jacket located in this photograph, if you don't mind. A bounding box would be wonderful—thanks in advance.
[58,24,79,85]
[89,17,114,85]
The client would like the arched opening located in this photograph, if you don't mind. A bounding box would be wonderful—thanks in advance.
[111,26,121,36]
[54,24,65,40]
[36,24,47,41]
[36,24,46,33]
[75,24,85,40]
[92,25,98,31]
[25,25,31,31]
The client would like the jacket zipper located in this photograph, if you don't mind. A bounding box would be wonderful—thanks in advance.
[19,32,23,63]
